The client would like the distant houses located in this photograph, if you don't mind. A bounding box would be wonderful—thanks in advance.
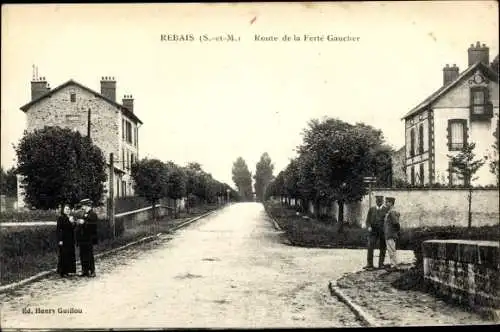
[17,74,143,208]
[399,42,499,187]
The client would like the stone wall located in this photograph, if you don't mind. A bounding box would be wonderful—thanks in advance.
[350,188,499,228]
[422,239,499,311]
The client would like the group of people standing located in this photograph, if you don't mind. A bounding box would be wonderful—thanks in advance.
[364,195,401,272]
[56,198,98,278]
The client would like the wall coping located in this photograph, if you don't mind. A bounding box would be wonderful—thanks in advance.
[372,187,500,192]
[424,239,499,247]
[0,204,176,227]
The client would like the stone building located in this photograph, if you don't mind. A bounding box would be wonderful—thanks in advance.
[402,42,499,186]
[17,75,143,207]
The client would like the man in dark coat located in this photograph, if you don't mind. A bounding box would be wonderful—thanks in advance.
[363,195,389,270]
[76,198,98,277]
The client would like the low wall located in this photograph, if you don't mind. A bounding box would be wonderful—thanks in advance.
[115,205,171,230]
[422,239,500,311]
[351,188,499,228]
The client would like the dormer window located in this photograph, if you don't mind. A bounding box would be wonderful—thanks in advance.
[470,86,493,120]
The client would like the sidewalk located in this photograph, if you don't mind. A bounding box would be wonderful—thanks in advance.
[331,265,492,326]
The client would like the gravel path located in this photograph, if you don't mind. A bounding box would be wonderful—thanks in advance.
[0,202,382,329]
[336,266,492,326]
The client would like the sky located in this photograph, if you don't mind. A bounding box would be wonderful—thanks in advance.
[1,2,498,189]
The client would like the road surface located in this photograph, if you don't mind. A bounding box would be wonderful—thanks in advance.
[0,202,413,329]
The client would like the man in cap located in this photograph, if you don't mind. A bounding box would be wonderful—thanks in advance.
[76,198,98,277]
[383,197,401,271]
[364,195,389,270]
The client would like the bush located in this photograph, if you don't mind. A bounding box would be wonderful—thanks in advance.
[264,200,368,248]
[0,210,59,223]
[398,225,500,269]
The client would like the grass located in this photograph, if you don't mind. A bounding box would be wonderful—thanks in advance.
[265,201,367,248]
[0,203,219,285]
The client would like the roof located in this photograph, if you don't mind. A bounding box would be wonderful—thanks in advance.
[402,61,499,120]
[20,79,143,124]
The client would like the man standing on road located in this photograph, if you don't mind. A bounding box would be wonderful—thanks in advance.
[76,198,98,277]
[363,195,388,270]
[383,197,401,272]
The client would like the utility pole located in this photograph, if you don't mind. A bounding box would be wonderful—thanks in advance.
[109,153,115,239]
[87,108,92,140]
[363,176,377,209]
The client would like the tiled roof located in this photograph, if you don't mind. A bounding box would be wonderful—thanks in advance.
[402,61,498,120]
[20,79,143,124]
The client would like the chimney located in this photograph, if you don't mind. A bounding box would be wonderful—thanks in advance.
[443,64,459,85]
[122,94,134,113]
[468,41,489,67]
[100,76,116,101]
[31,76,49,100]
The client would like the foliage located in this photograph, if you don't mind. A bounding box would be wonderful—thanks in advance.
[447,142,485,228]
[0,209,59,223]
[15,126,107,210]
[398,225,500,271]
[0,166,17,196]
[165,161,186,200]
[232,157,253,201]
[131,158,169,211]
[487,120,499,185]
[253,152,274,202]
[447,142,485,187]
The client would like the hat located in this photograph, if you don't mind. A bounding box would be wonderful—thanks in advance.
[79,198,93,206]
[385,197,396,204]
[375,195,384,199]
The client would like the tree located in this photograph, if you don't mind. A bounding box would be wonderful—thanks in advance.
[253,152,274,202]
[296,118,391,229]
[448,142,485,228]
[232,157,253,201]
[15,126,107,211]
[488,121,499,185]
[131,158,169,220]
[0,166,17,196]
[165,161,186,217]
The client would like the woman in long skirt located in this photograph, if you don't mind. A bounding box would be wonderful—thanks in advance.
[57,204,77,277]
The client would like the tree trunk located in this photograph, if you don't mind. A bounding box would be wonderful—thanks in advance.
[337,200,345,233]
[314,199,320,220]
[468,186,472,228]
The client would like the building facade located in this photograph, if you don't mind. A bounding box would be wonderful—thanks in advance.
[402,42,499,187]
[18,75,143,207]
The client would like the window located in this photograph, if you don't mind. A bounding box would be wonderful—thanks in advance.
[470,87,493,120]
[410,128,415,157]
[122,119,125,140]
[447,119,467,151]
[410,166,415,185]
[125,121,132,144]
[419,163,425,185]
[418,124,424,154]
[116,178,120,198]
[122,148,125,169]
[471,87,487,114]
[122,180,127,197]
[70,93,76,103]
[135,127,138,147]
[126,150,130,169]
